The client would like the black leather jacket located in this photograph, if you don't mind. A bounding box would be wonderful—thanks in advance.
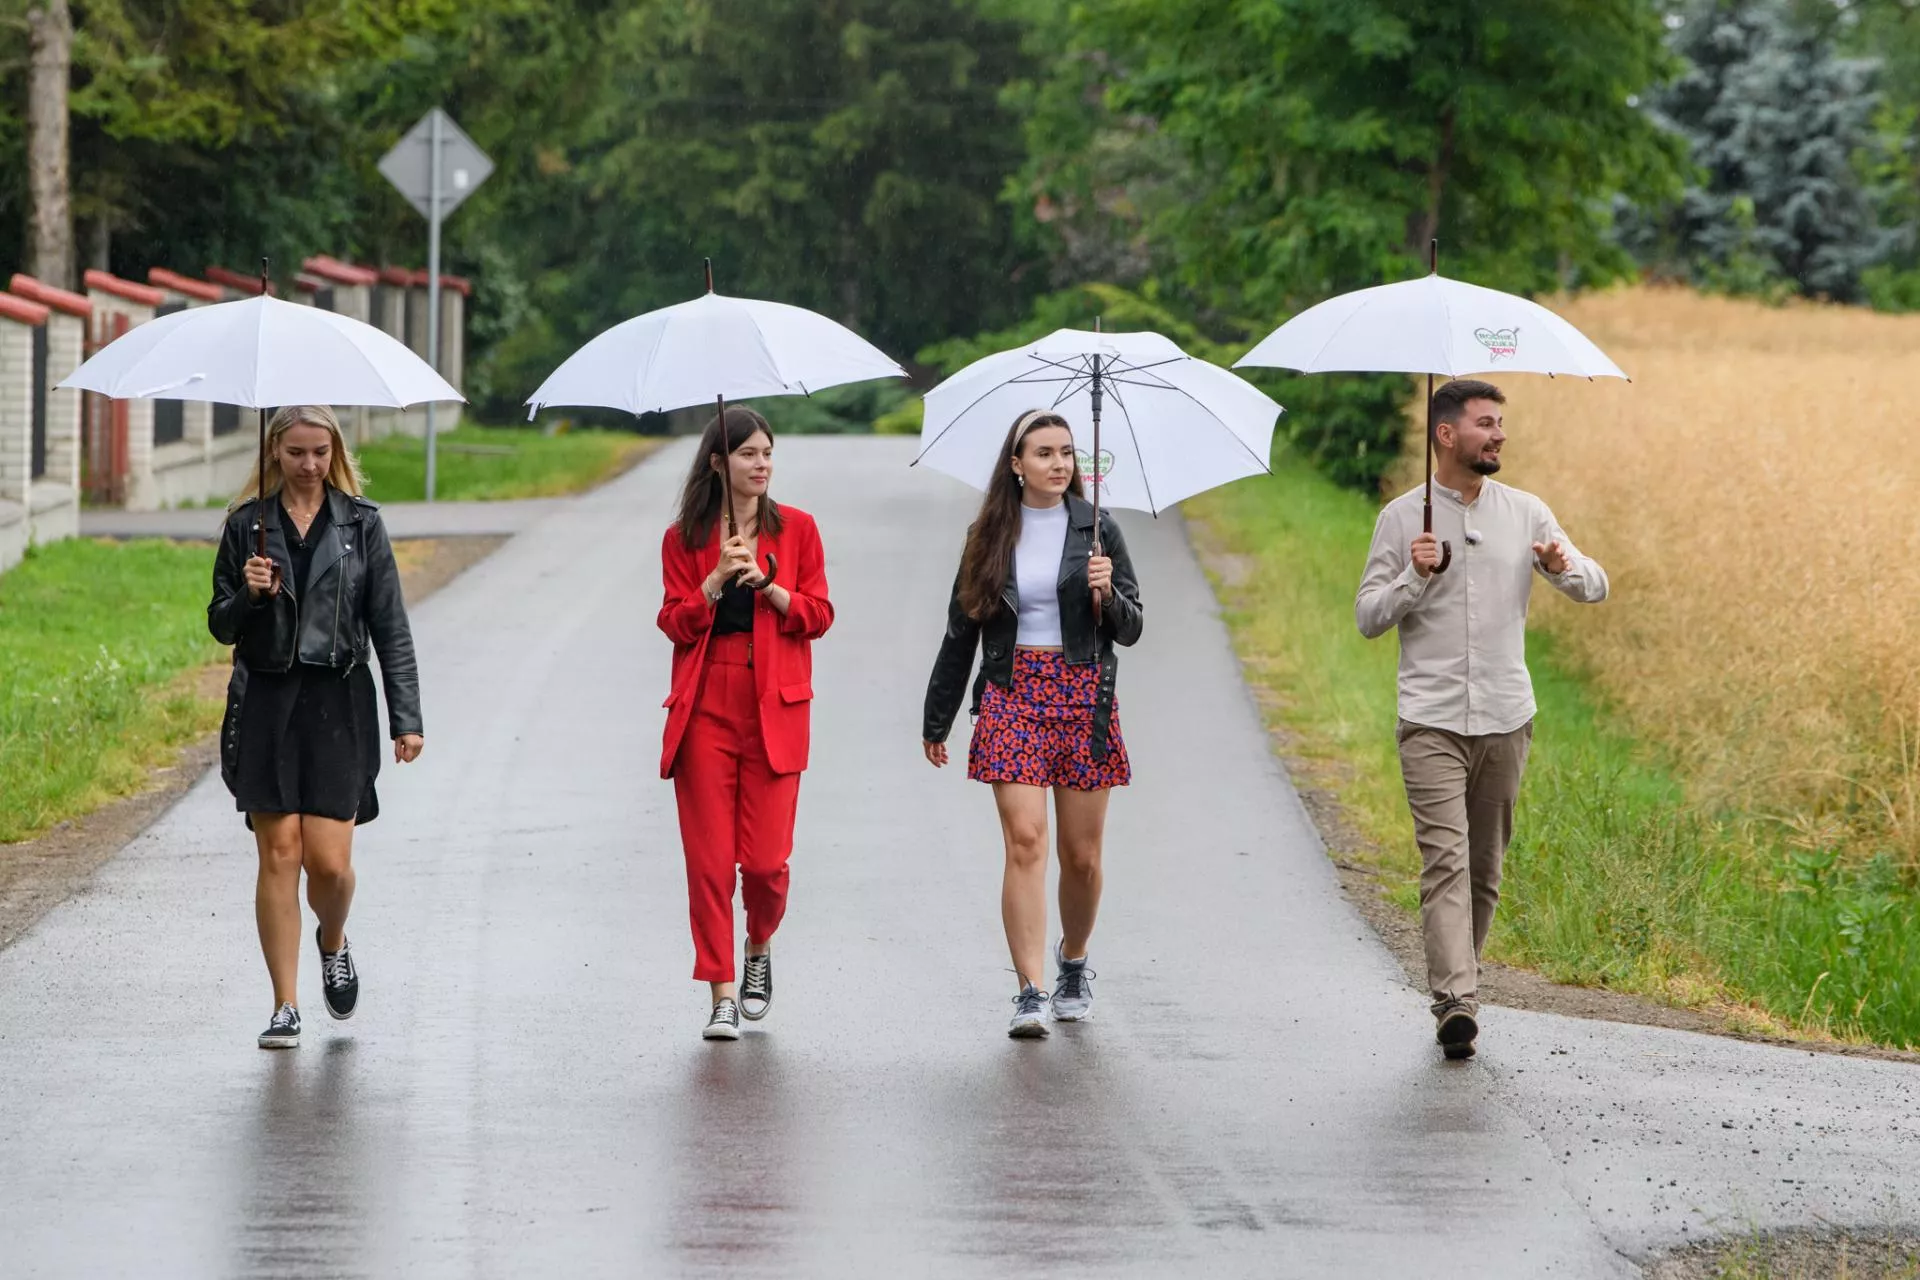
[924,495,1143,760]
[208,487,423,741]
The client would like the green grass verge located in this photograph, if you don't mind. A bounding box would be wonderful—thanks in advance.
[1188,452,1920,1049]
[0,539,225,843]
[357,426,655,502]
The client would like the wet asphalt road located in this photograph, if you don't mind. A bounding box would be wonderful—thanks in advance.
[2,437,1916,1278]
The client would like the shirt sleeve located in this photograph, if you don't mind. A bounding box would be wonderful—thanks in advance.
[1533,499,1609,604]
[1356,502,1429,639]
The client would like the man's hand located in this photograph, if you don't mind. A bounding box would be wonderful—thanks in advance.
[1533,540,1569,575]
[1411,532,1443,579]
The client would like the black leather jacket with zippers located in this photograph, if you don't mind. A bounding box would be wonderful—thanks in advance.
[208,486,423,744]
[923,493,1143,761]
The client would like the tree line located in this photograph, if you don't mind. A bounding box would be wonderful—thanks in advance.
[3,0,1914,487]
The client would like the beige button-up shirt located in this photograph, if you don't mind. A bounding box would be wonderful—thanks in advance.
[1356,479,1608,736]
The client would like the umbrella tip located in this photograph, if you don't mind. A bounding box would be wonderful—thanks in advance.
[703,257,714,293]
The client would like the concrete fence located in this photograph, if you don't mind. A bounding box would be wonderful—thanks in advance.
[0,258,471,531]
[4,274,86,568]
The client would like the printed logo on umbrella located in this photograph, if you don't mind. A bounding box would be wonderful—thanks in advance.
[1474,326,1519,360]
[1077,449,1115,488]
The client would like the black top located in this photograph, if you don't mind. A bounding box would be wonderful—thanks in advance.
[712,576,755,636]
[281,491,332,596]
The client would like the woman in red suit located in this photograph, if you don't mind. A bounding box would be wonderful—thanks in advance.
[658,406,833,1040]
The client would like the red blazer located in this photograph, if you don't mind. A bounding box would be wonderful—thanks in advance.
[658,505,834,779]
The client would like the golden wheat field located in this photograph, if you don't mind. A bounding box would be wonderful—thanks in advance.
[1403,285,1920,859]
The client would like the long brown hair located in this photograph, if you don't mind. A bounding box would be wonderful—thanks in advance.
[229,404,365,509]
[675,405,785,549]
[957,410,1084,620]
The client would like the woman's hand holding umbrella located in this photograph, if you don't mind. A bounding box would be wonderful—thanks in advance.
[243,555,279,600]
[1088,554,1114,612]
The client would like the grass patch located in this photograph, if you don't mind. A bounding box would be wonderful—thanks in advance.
[0,539,225,843]
[357,425,656,502]
[1188,452,1920,1049]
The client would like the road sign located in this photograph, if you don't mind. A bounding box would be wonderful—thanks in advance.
[377,109,493,220]
[378,107,492,502]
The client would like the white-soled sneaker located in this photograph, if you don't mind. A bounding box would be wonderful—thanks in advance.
[740,951,772,1022]
[316,927,358,1020]
[257,1002,301,1050]
[1051,941,1096,1022]
[703,998,742,1041]
[1008,984,1051,1039]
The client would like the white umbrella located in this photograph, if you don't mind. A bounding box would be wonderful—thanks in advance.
[526,259,906,579]
[1234,271,1627,380]
[523,261,905,419]
[1234,246,1627,574]
[58,292,463,407]
[59,271,463,563]
[914,327,1281,525]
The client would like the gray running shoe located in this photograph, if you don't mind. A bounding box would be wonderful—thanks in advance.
[1051,941,1096,1022]
[1435,998,1478,1060]
[1008,984,1051,1039]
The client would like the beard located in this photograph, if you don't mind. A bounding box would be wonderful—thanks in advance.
[1468,456,1502,476]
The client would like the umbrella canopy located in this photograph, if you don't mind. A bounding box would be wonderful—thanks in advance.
[524,288,905,418]
[58,293,463,407]
[915,328,1280,516]
[1234,260,1627,576]
[1234,272,1627,381]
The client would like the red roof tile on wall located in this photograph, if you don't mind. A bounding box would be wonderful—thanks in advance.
[0,293,50,326]
[84,269,166,307]
[203,266,275,295]
[147,268,223,302]
[303,256,379,287]
[9,274,91,319]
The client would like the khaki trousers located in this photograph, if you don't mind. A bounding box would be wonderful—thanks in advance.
[1395,719,1534,1014]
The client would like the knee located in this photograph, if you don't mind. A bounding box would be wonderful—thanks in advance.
[303,848,352,886]
[259,836,303,877]
[1004,823,1048,871]
[1059,840,1102,880]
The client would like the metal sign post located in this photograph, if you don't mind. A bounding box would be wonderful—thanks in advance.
[379,108,492,501]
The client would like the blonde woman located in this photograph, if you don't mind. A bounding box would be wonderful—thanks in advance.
[208,405,423,1049]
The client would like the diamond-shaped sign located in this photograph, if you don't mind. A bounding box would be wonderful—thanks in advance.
[378,108,493,221]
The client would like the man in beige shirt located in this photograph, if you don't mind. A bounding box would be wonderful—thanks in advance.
[1355,378,1608,1060]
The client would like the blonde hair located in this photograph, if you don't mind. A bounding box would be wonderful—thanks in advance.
[230,405,366,509]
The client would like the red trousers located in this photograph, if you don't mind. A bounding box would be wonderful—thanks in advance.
[671,633,800,983]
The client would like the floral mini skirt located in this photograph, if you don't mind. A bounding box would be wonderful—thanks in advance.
[967,649,1131,791]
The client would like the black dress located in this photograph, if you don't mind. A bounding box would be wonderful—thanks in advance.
[231,495,383,825]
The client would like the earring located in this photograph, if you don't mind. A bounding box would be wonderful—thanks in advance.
[1016,473,1026,488]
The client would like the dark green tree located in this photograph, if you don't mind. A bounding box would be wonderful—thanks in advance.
[1014,0,1685,489]
[1635,0,1889,301]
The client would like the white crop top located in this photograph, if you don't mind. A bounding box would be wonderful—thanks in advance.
[1013,501,1070,646]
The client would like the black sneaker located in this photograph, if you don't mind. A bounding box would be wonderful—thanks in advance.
[740,951,773,1021]
[703,998,742,1041]
[316,926,358,1020]
[258,1002,301,1049]
[1435,999,1478,1060]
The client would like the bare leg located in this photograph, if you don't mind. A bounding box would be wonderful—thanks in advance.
[300,815,357,952]
[252,814,304,1009]
[710,980,738,1003]
[1054,786,1112,960]
[994,783,1051,991]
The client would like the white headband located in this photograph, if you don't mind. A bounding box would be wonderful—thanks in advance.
[1011,409,1060,452]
